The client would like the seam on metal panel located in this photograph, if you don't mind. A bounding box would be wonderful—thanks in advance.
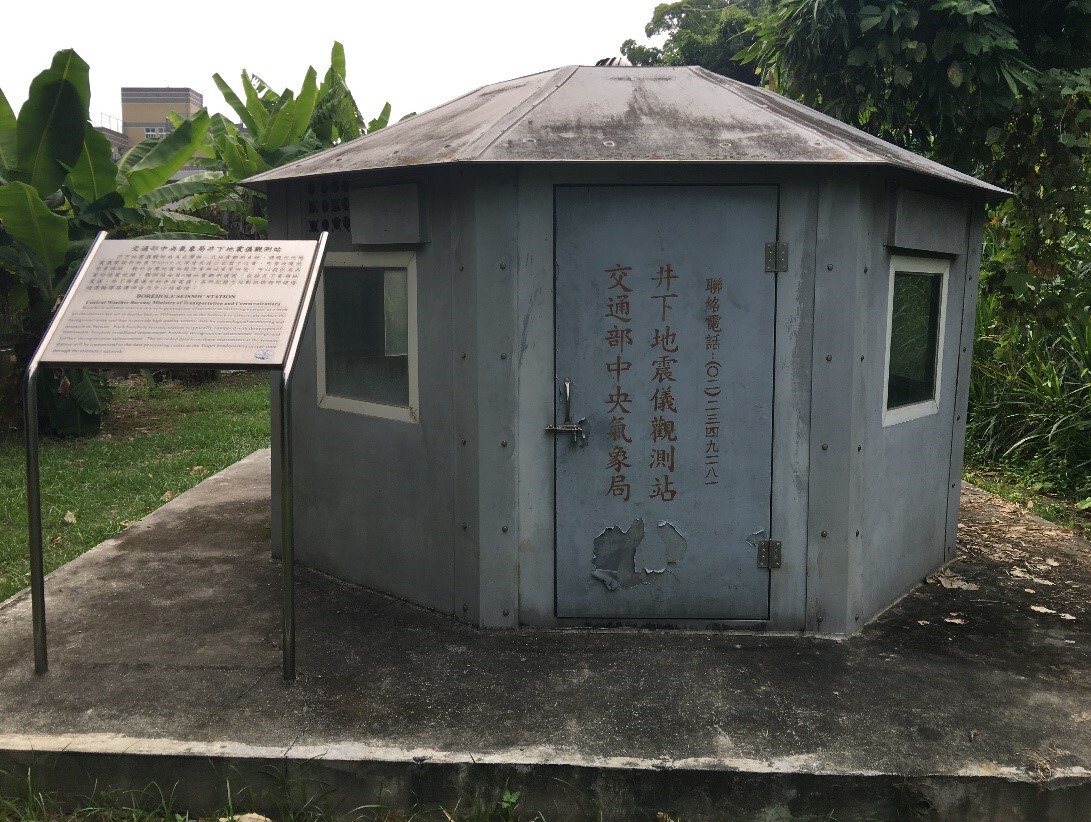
[942,204,976,563]
[469,66,581,161]
[802,176,824,629]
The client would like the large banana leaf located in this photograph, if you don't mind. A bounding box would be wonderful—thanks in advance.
[263,69,319,151]
[240,71,271,133]
[66,367,111,414]
[331,41,347,81]
[312,74,366,144]
[0,88,16,172]
[0,245,37,309]
[367,102,392,134]
[215,132,268,179]
[14,50,90,196]
[264,136,321,168]
[65,123,118,203]
[121,110,210,203]
[134,171,225,209]
[208,113,239,143]
[212,73,259,136]
[0,180,68,273]
[248,72,279,102]
[317,42,348,105]
[15,70,86,196]
[0,242,35,273]
[47,49,90,112]
[140,207,223,235]
[118,137,156,174]
[69,190,128,230]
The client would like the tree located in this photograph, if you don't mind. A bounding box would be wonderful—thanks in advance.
[737,0,1091,318]
[624,0,1091,318]
[0,50,217,432]
[622,0,765,84]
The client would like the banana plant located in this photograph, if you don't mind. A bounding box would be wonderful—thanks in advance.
[200,42,392,235]
[211,41,388,166]
[0,49,220,433]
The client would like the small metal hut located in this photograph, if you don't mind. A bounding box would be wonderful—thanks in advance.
[246,65,1004,634]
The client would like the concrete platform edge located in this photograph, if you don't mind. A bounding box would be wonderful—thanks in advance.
[2,744,1089,821]
[2,733,1090,782]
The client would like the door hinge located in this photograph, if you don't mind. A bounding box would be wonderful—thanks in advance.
[764,242,788,273]
[757,539,782,569]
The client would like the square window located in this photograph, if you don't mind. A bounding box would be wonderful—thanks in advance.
[883,255,949,425]
[317,252,418,422]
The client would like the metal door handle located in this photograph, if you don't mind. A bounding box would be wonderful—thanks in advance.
[546,377,589,446]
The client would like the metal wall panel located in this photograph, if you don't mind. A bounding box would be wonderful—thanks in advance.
[277,175,460,614]
[515,169,558,626]
[806,174,869,635]
[944,209,985,563]
[769,177,819,630]
[472,172,521,628]
[350,184,423,245]
[450,171,482,624]
[887,189,968,255]
[857,186,974,621]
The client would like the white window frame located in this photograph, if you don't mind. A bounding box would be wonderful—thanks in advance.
[316,250,419,424]
[882,254,949,427]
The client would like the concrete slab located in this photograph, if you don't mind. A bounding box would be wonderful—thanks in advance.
[1,450,1089,820]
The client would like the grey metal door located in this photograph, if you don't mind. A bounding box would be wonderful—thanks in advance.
[553,185,778,620]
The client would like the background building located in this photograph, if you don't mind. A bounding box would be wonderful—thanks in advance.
[121,87,203,146]
[93,126,129,162]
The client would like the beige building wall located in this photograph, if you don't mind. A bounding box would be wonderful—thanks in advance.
[121,88,203,146]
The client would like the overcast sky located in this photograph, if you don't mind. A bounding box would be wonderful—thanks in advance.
[1,0,663,128]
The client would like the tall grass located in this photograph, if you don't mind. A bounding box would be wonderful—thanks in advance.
[966,293,1091,503]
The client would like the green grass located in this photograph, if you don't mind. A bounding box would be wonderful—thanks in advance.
[0,372,271,604]
[0,769,543,821]
[963,463,1091,538]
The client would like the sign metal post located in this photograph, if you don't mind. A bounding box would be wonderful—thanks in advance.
[24,232,327,681]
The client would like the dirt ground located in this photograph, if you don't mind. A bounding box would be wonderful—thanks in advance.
[951,481,1090,630]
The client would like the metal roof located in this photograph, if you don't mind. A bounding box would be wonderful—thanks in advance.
[245,65,1006,197]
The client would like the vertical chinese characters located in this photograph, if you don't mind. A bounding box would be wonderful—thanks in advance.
[604,265,634,502]
[649,264,679,502]
[704,277,723,485]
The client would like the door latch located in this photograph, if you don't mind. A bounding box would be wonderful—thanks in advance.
[546,377,588,446]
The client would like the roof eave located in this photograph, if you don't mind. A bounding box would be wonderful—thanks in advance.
[244,157,1008,200]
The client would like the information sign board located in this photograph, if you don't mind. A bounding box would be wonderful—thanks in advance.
[40,239,319,367]
[26,233,327,681]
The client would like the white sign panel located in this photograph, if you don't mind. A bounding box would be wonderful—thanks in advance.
[40,239,320,367]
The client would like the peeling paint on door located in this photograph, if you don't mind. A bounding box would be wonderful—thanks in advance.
[592,519,647,590]
[592,518,689,593]
[658,521,688,565]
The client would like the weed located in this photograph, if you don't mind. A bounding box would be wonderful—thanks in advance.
[966,293,1091,512]
[0,766,55,822]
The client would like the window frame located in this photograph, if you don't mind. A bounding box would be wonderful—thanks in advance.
[881,254,950,427]
[316,250,419,423]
